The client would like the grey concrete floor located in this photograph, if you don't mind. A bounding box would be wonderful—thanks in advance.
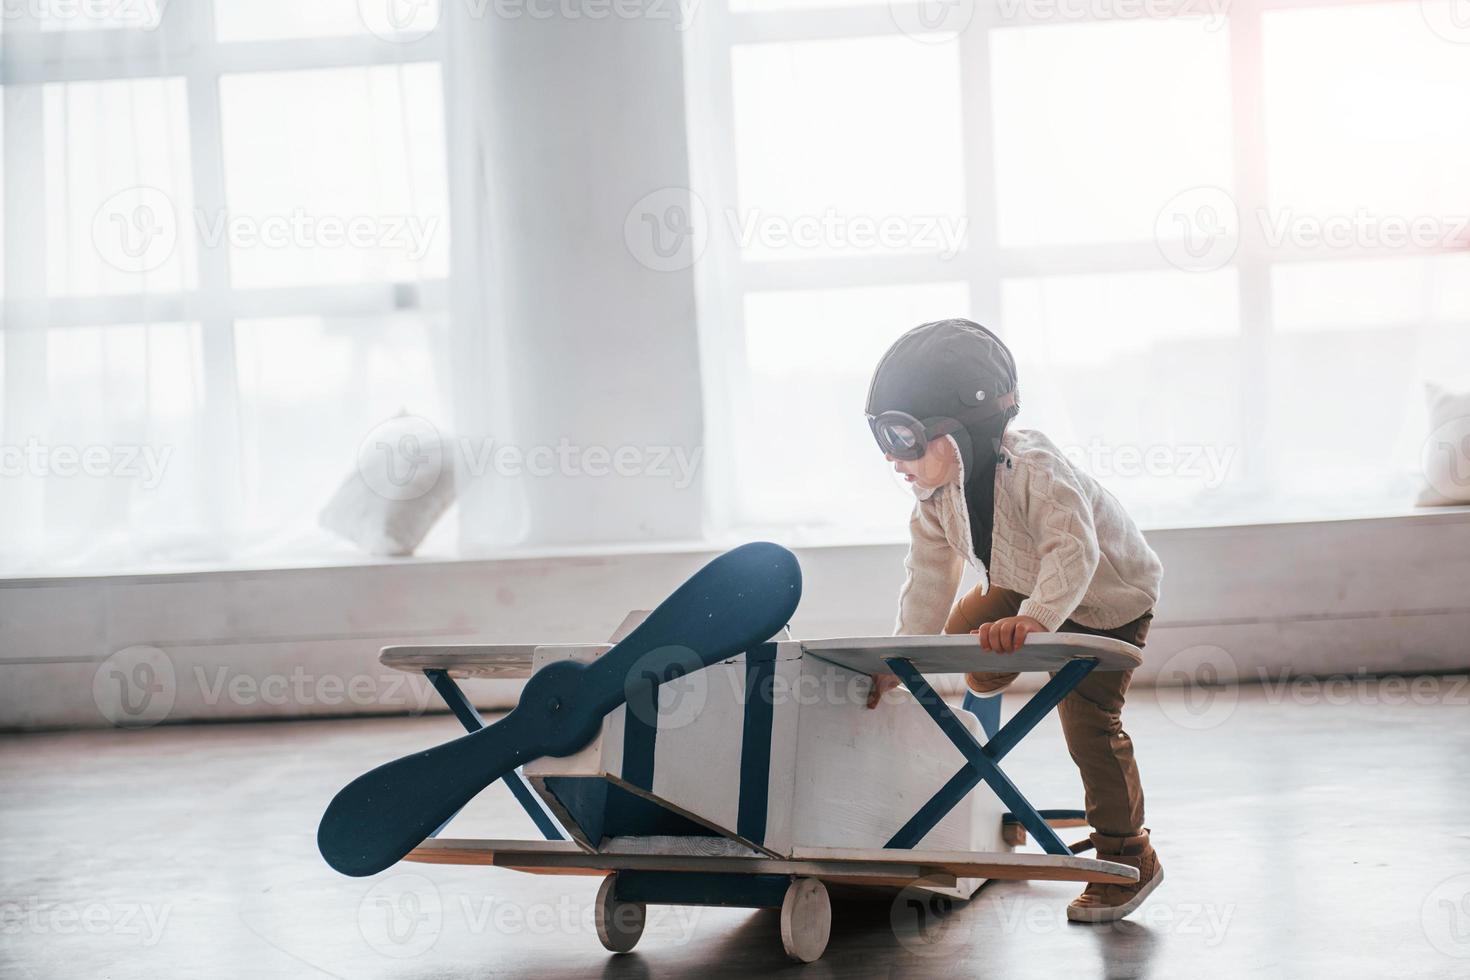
[3,681,1469,979]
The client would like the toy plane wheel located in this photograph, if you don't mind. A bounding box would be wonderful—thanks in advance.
[595,875,646,954]
[779,877,831,963]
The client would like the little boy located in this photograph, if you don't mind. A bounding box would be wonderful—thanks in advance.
[863,318,1164,923]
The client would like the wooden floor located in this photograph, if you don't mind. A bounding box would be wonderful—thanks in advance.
[3,682,1469,979]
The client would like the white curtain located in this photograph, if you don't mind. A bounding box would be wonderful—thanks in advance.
[1,1,460,574]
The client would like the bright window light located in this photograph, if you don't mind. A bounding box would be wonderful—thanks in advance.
[990,19,1234,249]
[43,77,197,297]
[219,64,450,288]
[733,282,971,532]
[1263,2,1470,221]
[730,35,967,262]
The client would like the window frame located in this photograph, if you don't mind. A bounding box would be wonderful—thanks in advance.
[686,0,1464,534]
[1,2,450,537]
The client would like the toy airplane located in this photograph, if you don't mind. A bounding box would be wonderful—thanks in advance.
[318,542,1143,962]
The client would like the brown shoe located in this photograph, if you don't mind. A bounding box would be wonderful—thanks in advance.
[1067,830,1163,923]
[965,670,1019,697]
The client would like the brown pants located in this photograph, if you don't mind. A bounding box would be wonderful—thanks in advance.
[946,585,1152,841]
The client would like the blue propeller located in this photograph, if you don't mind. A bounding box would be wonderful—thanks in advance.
[318,541,802,877]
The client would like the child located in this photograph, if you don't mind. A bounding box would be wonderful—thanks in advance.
[863,318,1165,923]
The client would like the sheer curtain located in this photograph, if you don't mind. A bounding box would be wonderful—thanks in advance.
[683,0,1470,542]
[1,1,457,574]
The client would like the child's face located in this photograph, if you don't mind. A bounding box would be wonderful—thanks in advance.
[888,435,958,490]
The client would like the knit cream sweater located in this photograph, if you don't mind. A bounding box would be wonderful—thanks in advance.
[896,427,1163,636]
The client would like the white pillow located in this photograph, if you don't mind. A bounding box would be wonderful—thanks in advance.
[319,413,458,556]
[1417,383,1470,506]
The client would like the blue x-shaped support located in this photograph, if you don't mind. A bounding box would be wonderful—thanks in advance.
[882,657,1098,856]
[423,668,566,841]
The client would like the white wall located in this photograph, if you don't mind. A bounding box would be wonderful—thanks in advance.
[4,510,1469,731]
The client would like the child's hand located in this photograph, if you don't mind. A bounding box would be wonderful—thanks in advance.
[974,615,1047,654]
[866,673,899,709]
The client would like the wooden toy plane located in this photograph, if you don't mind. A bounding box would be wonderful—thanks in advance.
[318,542,1143,962]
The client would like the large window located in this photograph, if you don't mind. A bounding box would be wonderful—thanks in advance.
[686,0,1470,539]
[1,2,452,571]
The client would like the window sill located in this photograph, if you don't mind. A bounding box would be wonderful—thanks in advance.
[3,502,1469,587]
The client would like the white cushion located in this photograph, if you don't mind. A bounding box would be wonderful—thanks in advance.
[1417,383,1470,506]
[319,413,458,556]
